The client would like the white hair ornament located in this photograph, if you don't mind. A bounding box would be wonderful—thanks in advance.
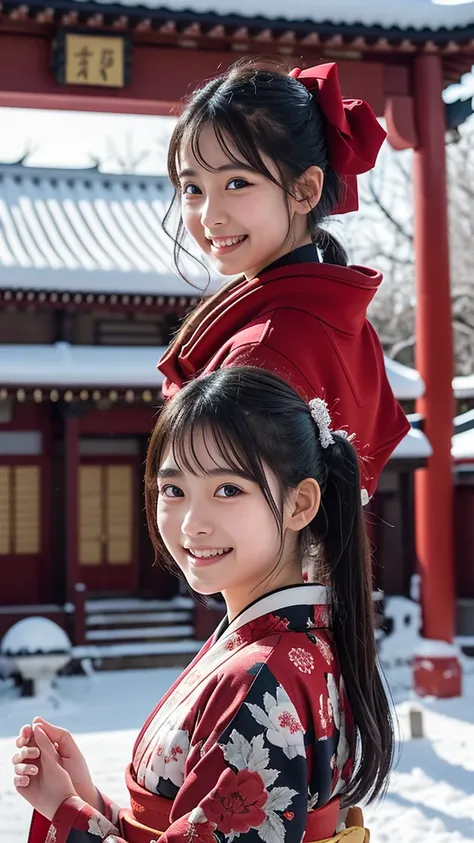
[308,397,334,448]
[308,397,355,449]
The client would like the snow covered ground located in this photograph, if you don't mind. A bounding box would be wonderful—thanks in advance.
[1,651,474,842]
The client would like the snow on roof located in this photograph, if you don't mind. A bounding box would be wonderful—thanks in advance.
[68,0,474,32]
[452,427,474,461]
[383,356,425,401]
[453,373,474,399]
[454,408,474,433]
[0,343,166,388]
[391,427,432,460]
[1,343,425,395]
[0,162,210,297]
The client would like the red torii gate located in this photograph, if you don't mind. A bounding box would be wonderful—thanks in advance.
[1,0,473,696]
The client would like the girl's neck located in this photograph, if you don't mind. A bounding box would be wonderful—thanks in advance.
[243,231,313,281]
[222,568,304,623]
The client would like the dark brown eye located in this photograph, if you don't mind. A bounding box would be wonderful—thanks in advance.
[216,484,241,498]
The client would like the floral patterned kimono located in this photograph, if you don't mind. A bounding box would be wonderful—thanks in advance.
[29,584,366,843]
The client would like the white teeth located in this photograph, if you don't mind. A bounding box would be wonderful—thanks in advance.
[188,548,231,559]
[211,236,245,248]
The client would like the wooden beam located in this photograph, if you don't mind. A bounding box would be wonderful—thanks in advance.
[0,29,387,115]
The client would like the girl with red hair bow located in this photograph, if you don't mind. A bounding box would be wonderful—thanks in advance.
[158,60,409,502]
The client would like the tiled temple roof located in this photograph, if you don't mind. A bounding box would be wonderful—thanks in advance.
[0,161,208,296]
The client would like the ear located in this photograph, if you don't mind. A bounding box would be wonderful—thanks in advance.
[291,166,324,216]
[285,478,321,533]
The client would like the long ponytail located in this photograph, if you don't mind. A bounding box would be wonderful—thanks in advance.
[314,434,394,804]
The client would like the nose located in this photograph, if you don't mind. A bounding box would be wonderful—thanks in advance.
[200,193,228,230]
[181,503,214,539]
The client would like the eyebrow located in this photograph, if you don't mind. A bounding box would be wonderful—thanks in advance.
[157,467,248,480]
[178,163,256,179]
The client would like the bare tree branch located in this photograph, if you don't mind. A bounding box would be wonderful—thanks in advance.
[391,152,412,184]
[389,335,416,360]
[349,120,474,374]
[366,170,414,243]
[87,126,172,174]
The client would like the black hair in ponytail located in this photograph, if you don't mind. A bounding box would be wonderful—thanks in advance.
[145,365,393,805]
[312,431,392,803]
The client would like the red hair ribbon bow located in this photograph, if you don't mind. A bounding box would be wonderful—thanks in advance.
[289,63,386,214]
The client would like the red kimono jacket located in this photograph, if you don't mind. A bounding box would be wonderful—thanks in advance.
[28,585,357,843]
[158,260,409,499]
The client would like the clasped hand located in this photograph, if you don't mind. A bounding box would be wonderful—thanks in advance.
[12,717,99,822]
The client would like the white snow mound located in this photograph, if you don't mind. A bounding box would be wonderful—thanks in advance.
[1,617,71,655]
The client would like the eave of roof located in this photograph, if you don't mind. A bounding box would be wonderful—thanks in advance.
[0,161,217,297]
[0,343,423,396]
[2,0,474,56]
[384,356,425,401]
[391,427,432,460]
[0,342,166,387]
[453,373,474,398]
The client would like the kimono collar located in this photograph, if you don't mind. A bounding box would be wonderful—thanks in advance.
[218,583,329,641]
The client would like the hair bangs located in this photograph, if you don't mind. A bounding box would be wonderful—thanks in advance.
[178,96,281,190]
[165,400,263,484]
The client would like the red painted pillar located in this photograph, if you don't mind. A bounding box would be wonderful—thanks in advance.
[412,54,461,697]
[65,411,79,603]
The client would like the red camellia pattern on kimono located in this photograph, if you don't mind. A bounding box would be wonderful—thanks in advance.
[200,769,268,833]
[312,605,330,628]
[246,614,290,641]
[225,632,247,651]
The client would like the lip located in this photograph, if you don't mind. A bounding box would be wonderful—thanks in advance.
[184,547,233,567]
[208,235,248,256]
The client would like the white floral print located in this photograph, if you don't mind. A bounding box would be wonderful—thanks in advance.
[216,729,298,843]
[288,647,315,674]
[308,789,320,812]
[145,729,190,791]
[334,678,350,775]
[325,674,350,796]
[87,814,117,837]
[314,635,334,665]
[319,693,331,730]
[246,685,305,760]
[45,825,57,843]
[326,674,339,729]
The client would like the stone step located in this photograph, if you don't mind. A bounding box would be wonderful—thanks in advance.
[85,597,194,613]
[81,596,197,663]
[86,610,192,629]
[72,639,203,671]
[86,624,194,643]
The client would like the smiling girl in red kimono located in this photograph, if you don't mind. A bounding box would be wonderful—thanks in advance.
[157,60,409,501]
[15,367,393,843]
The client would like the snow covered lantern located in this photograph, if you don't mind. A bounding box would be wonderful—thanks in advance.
[1,617,72,696]
[378,596,422,669]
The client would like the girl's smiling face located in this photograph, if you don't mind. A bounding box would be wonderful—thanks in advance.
[156,426,304,620]
[178,125,317,280]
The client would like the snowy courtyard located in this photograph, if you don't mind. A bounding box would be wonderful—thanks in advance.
[1,653,474,843]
